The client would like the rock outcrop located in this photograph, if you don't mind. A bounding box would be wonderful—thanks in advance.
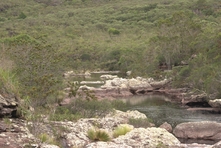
[75,77,172,99]
[87,128,180,148]
[0,90,18,118]
[0,119,38,148]
[173,121,221,140]
[0,109,221,148]
[209,99,221,108]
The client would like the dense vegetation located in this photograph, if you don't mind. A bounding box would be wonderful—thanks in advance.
[0,0,221,109]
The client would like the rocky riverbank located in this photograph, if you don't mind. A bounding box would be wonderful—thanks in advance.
[63,74,221,112]
[1,109,221,148]
[1,72,221,147]
[0,88,221,147]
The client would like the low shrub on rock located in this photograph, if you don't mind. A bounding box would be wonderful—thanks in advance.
[113,124,133,138]
[87,128,110,142]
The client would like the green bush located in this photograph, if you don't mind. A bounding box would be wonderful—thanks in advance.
[50,98,115,121]
[38,133,58,145]
[70,99,113,118]
[18,12,27,19]
[110,100,130,111]
[0,68,19,98]
[87,128,110,142]
[113,124,132,138]
[108,28,120,35]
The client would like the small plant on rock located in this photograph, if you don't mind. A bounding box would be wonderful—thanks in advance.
[87,128,110,142]
[113,124,133,138]
[38,133,58,145]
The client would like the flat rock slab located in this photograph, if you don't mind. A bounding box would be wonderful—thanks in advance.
[173,121,221,140]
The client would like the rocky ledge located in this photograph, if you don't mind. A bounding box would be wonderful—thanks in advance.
[0,110,221,148]
[63,74,221,113]
[71,76,171,99]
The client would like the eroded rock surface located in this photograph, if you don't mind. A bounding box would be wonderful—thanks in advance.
[209,99,221,108]
[0,91,18,118]
[173,121,221,140]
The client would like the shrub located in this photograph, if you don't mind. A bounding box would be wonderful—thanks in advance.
[110,100,130,111]
[50,98,114,121]
[0,68,19,97]
[128,118,153,128]
[108,28,120,35]
[18,12,27,19]
[38,133,58,145]
[87,128,110,142]
[113,124,133,138]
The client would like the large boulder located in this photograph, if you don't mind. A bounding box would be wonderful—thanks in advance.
[173,121,221,140]
[128,78,152,90]
[86,128,181,148]
[112,127,180,148]
[209,99,221,108]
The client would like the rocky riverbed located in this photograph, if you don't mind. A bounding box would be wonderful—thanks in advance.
[1,109,221,148]
[1,72,221,147]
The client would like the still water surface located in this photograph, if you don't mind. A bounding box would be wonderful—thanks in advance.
[120,95,221,127]
[72,73,221,127]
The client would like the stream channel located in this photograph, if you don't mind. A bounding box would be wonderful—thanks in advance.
[72,72,221,144]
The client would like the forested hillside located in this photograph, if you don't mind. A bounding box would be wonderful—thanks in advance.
[0,0,221,107]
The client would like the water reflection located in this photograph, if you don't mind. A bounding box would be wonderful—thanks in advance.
[120,95,221,127]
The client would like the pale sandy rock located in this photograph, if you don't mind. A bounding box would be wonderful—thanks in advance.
[113,127,180,148]
[209,99,221,108]
[128,78,152,90]
[150,78,170,88]
[40,144,60,148]
[100,75,118,80]
[86,141,132,148]
[173,121,221,140]
[106,110,147,120]
[212,140,221,148]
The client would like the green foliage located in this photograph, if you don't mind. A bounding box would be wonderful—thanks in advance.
[38,133,58,145]
[108,28,120,35]
[70,99,113,118]
[0,0,221,104]
[50,99,129,121]
[1,34,38,45]
[18,12,27,19]
[113,124,132,138]
[2,37,64,108]
[128,118,153,128]
[110,100,130,111]
[50,106,80,121]
[87,128,110,142]
[50,99,113,120]
[0,68,19,97]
